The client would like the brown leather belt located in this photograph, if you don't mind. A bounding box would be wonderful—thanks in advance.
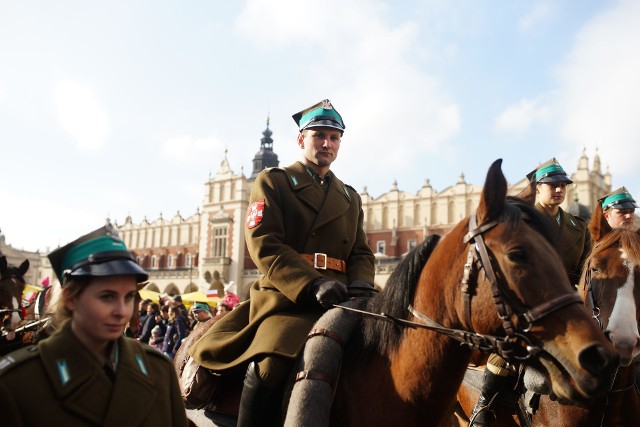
[301,253,347,273]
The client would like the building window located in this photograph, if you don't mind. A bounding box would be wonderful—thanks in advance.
[376,241,386,254]
[212,226,228,257]
[151,256,157,269]
[167,255,173,269]
[186,253,192,268]
[407,240,417,251]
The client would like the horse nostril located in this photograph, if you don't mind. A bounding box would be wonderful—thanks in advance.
[2,318,9,328]
[578,343,617,376]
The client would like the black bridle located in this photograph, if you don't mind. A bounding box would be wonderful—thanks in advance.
[337,210,583,362]
[584,262,604,330]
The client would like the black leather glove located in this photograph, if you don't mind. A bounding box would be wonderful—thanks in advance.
[308,278,348,309]
[347,280,377,298]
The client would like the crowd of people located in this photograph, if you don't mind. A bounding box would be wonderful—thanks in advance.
[134,291,239,359]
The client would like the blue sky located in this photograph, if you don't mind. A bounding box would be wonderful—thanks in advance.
[1,0,639,252]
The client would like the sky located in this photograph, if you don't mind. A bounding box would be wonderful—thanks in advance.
[1,0,640,253]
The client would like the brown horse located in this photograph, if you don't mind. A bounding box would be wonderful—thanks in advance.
[532,207,640,426]
[181,160,619,426]
[0,255,29,355]
[454,202,640,427]
[328,159,617,426]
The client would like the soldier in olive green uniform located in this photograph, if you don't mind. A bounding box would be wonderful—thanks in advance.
[598,186,638,230]
[0,225,188,427]
[470,158,591,426]
[190,99,376,426]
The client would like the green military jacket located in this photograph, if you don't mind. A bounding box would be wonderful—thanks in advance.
[535,203,591,285]
[191,161,375,371]
[0,321,188,427]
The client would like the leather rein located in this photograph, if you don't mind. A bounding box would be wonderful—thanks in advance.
[336,210,583,362]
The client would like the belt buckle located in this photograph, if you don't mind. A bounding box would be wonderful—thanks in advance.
[314,253,327,270]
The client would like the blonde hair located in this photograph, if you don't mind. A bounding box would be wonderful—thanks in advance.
[49,276,91,328]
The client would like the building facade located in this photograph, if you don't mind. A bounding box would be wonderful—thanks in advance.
[3,125,616,297]
[118,125,614,298]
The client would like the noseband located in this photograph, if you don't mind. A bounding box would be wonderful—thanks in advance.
[337,209,583,362]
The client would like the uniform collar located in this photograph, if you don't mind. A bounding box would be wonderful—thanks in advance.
[38,320,158,426]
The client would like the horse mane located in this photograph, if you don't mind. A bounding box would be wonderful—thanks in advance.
[360,197,556,357]
[589,228,640,267]
[361,234,441,355]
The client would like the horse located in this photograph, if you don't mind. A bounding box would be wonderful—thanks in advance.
[0,255,29,355]
[453,200,640,426]
[181,159,620,426]
[531,207,640,426]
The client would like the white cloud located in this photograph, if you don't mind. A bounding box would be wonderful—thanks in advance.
[555,0,640,177]
[494,97,552,133]
[236,0,461,189]
[53,82,108,150]
[519,1,557,32]
[163,135,226,164]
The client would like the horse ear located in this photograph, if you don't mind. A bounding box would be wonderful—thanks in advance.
[515,180,536,206]
[0,255,7,275]
[589,205,610,242]
[477,159,507,224]
[19,260,30,276]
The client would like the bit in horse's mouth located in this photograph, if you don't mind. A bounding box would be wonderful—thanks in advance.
[534,352,594,407]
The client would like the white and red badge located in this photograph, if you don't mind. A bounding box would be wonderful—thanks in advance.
[246,199,265,229]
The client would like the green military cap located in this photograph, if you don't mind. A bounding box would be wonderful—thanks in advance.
[292,99,345,132]
[598,186,638,211]
[192,302,210,312]
[526,157,573,184]
[48,224,148,286]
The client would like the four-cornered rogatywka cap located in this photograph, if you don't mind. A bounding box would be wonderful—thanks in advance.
[292,99,345,132]
[192,302,210,312]
[598,186,639,211]
[48,224,148,286]
[526,157,573,184]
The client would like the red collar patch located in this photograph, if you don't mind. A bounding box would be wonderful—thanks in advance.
[246,199,265,229]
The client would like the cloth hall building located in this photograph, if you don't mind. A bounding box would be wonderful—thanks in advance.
[106,124,613,299]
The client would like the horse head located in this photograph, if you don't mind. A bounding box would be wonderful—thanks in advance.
[581,226,640,366]
[0,255,29,340]
[417,159,617,404]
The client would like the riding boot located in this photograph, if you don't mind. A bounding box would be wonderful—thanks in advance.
[469,368,510,427]
[237,362,272,427]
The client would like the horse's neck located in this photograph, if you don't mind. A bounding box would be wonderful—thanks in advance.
[387,327,472,423]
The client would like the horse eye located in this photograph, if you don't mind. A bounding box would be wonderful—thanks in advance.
[507,250,527,263]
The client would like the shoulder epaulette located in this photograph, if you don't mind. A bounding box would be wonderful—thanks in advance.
[0,345,39,376]
[265,167,285,173]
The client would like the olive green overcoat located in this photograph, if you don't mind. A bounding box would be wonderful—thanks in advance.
[0,321,188,427]
[191,161,375,371]
[535,203,591,285]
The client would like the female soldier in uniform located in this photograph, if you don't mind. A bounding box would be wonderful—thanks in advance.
[470,158,591,426]
[0,224,189,427]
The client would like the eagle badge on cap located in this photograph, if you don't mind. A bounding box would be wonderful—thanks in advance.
[246,199,265,229]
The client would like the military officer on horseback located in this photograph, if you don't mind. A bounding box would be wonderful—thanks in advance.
[599,186,638,230]
[190,99,376,426]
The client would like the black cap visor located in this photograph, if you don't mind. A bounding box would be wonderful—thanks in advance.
[303,119,344,132]
[537,172,573,184]
[606,201,638,211]
[69,258,149,284]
